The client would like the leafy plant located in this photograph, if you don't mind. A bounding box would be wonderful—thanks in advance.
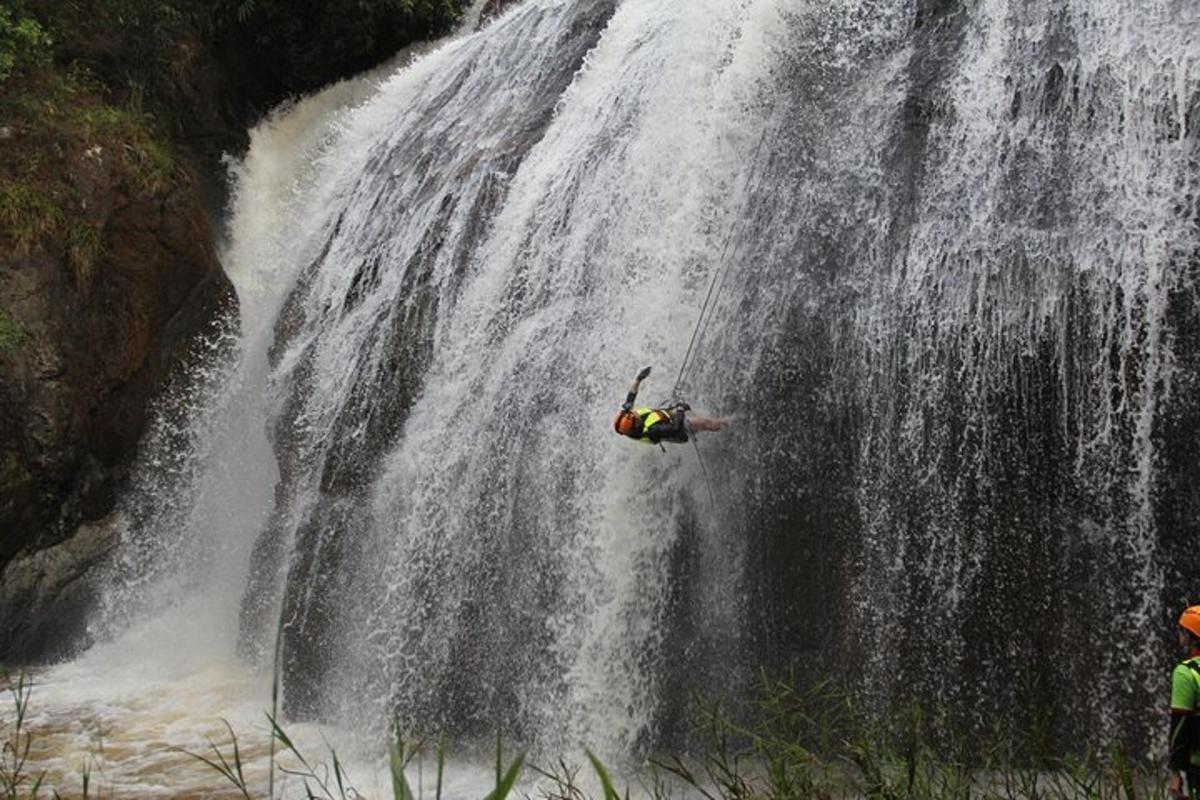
[0,8,51,84]
[485,730,525,800]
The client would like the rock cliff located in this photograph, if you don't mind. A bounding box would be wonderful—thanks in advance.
[0,87,236,659]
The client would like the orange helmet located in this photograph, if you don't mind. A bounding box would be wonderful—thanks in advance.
[613,410,642,437]
[1180,606,1200,639]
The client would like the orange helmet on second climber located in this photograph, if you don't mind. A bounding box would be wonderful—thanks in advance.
[1180,606,1200,639]
[613,410,641,437]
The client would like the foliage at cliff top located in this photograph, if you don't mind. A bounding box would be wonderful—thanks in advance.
[1,0,463,268]
[210,0,464,99]
[0,64,176,266]
[16,0,464,120]
[0,6,51,83]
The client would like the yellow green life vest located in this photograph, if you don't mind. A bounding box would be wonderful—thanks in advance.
[634,407,672,444]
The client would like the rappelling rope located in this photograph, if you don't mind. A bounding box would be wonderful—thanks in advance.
[669,120,774,403]
[689,430,718,508]
[662,117,775,510]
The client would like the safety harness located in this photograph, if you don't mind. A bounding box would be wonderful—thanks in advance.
[631,407,675,444]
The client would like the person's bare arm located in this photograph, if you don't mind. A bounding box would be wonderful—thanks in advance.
[623,366,652,410]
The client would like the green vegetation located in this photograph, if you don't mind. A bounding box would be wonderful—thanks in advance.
[73,106,176,190]
[0,6,51,84]
[182,718,525,800]
[0,668,1175,799]
[25,0,464,117]
[0,309,27,354]
[66,222,102,283]
[0,3,178,276]
[0,181,63,255]
[0,671,46,799]
[183,692,1167,800]
[0,0,464,273]
[649,679,1167,800]
[0,670,93,800]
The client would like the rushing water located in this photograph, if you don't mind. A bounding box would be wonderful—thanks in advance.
[12,0,1200,794]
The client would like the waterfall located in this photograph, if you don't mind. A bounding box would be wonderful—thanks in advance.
[81,0,1199,765]
[716,0,1200,750]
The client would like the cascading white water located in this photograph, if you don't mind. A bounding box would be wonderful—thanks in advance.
[241,0,780,754]
[25,0,781,789]
[705,0,1200,749]
[16,0,1200,792]
[13,78,386,800]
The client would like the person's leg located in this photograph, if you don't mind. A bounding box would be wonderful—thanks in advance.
[686,414,726,432]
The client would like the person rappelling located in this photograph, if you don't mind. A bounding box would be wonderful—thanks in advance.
[1169,605,1200,800]
[612,366,730,445]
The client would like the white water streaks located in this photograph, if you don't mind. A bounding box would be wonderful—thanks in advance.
[15,7,513,799]
[87,69,377,667]
[25,0,780,789]
[706,0,1199,741]
[855,0,1198,738]
[260,0,782,753]
[14,65,401,800]
[86,0,495,663]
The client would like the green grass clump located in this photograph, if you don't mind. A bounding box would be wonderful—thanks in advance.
[0,309,26,354]
[73,106,176,191]
[650,678,1169,800]
[3,665,1178,800]
[0,670,45,799]
[1,669,94,800]
[0,181,63,255]
[67,222,103,284]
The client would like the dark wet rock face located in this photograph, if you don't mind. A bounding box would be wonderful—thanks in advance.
[0,516,121,658]
[0,140,236,662]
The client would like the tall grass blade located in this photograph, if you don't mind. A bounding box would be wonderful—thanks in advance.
[173,739,253,800]
[267,712,316,774]
[495,727,502,791]
[485,751,526,800]
[269,609,285,800]
[332,748,348,800]
[222,718,248,790]
[650,755,720,800]
[390,739,415,800]
[585,750,620,800]
[436,733,447,800]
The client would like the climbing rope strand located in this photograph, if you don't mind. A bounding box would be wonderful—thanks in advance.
[690,435,718,509]
[670,209,741,399]
[670,167,750,398]
[670,121,774,401]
